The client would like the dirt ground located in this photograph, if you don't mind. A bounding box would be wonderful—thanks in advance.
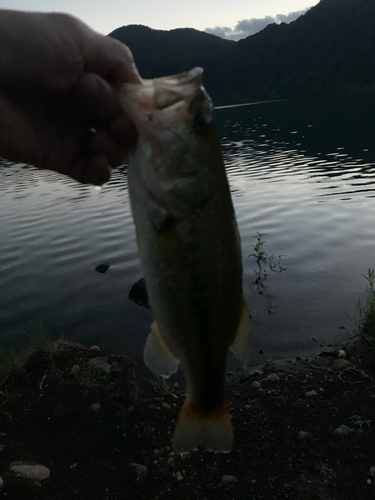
[1,340,375,500]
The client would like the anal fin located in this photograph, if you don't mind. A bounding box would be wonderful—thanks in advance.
[230,299,251,366]
[143,321,180,378]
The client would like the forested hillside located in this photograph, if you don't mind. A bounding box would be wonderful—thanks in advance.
[109,0,375,105]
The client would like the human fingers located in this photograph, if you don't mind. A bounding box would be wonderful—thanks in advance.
[84,38,141,159]
[74,72,124,124]
[64,154,112,185]
[81,27,141,83]
[0,92,110,185]
[74,73,137,165]
[108,113,138,151]
[92,124,136,168]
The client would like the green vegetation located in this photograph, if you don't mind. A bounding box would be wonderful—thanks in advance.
[349,414,372,430]
[0,327,50,387]
[248,232,286,314]
[358,268,375,347]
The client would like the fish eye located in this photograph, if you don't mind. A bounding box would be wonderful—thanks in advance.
[193,114,212,136]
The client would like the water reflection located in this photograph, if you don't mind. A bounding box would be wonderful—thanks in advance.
[1,93,375,366]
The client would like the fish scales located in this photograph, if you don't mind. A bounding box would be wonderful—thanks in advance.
[119,67,251,452]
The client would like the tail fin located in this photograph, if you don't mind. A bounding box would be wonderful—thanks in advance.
[173,400,233,453]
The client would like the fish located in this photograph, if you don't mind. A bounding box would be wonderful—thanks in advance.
[118,67,251,453]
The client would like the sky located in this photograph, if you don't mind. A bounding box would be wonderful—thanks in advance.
[0,1,319,40]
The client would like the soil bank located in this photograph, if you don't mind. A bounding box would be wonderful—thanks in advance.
[0,340,375,500]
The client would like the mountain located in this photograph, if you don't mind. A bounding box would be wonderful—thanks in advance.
[108,25,234,101]
[109,0,375,105]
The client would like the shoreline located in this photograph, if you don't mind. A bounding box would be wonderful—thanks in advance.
[0,338,375,499]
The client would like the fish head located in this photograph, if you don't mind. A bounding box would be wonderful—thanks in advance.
[119,67,214,144]
[118,68,222,210]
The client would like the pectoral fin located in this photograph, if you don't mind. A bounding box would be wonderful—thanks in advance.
[143,321,180,378]
[230,299,251,366]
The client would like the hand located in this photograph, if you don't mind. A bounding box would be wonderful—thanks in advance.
[0,10,141,185]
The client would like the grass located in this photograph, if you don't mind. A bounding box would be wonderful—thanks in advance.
[358,268,375,346]
[0,326,50,388]
[349,414,372,429]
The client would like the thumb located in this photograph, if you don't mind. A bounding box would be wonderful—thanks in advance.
[84,33,141,83]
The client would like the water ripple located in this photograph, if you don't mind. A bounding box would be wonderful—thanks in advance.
[2,94,375,364]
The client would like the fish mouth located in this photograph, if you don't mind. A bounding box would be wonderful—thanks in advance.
[118,67,213,139]
[141,67,205,111]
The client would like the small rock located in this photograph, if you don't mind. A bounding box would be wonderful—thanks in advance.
[333,359,351,371]
[130,463,147,477]
[333,424,354,435]
[33,481,42,488]
[0,477,4,490]
[10,464,50,481]
[367,479,372,485]
[298,431,310,440]
[87,357,111,374]
[221,475,237,483]
[311,336,318,342]
[305,390,318,398]
[70,365,80,375]
[162,403,171,409]
[95,264,110,274]
[90,403,101,411]
[251,381,261,389]
[338,350,347,358]
[266,373,280,382]
[89,346,101,352]
[176,472,183,481]
[370,466,375,477]
[153,449,160,457]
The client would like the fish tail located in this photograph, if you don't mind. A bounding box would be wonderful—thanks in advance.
[173,399,233,453]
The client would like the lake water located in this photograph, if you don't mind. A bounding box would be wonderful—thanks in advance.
[1,93,375,368]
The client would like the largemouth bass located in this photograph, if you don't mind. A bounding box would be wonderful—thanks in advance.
[119,68,251,453]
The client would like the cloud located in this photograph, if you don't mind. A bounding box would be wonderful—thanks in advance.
[205,8,309,41]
